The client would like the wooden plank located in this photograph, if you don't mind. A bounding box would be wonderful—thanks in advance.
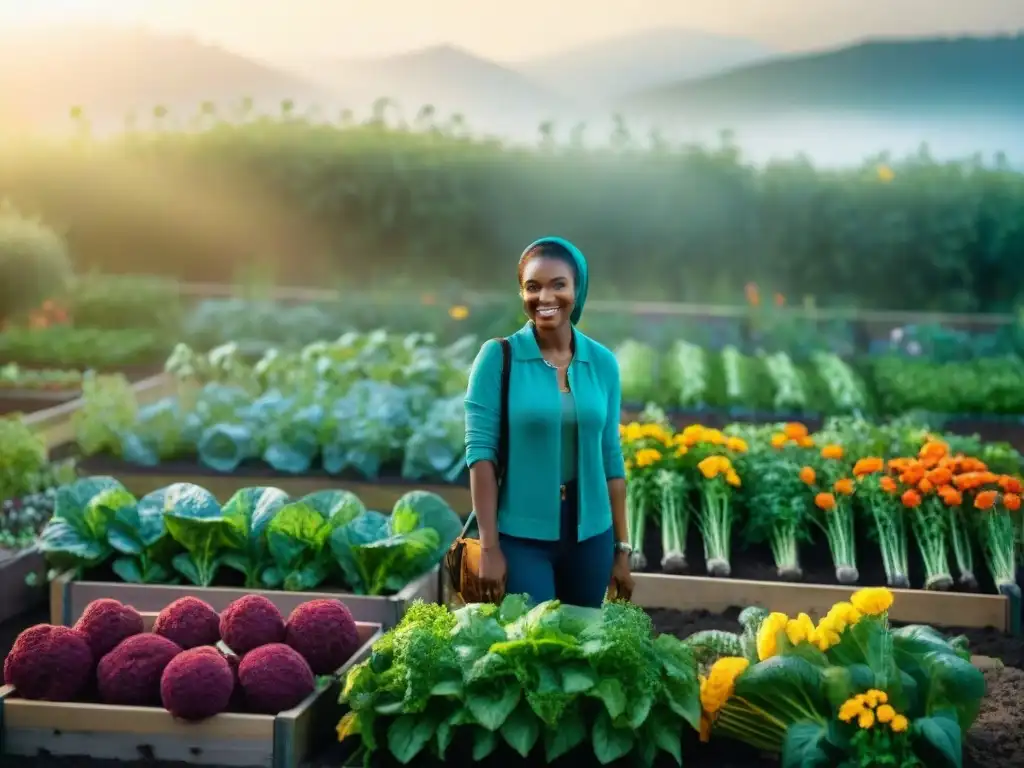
[56,567,439,629]
[24,373,176,450]
[0,547,46,624]
[631,573,1011,632]
[104,471,471,516]
[0,623,382,768]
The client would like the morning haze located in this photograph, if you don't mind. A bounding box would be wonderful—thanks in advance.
[1,0,1022,165]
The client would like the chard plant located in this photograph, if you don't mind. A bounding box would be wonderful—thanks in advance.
[854,459,911,588]
[682,426,745,577]
[966,475,1021,597]
[801,438,859,584]
[621,420,673,570]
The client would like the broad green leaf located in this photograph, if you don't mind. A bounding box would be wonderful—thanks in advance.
[38,476,128,569]
[590,677,627,720]
[472,727,498,760]
[386,714,435,764]
[559,662,597,693]
[912,713,962,768]
[465,686,520,731]
[500,700,540,758]
[301,489,365,525]
[112,557,144,583]
[161,483,229,586]
[919,651,986,729]
[780,721,832,768]
[648,705,683,764]
[544,703,587,762]
[390,490,462,553]
[734,655,829,722]
[592,707,634,764]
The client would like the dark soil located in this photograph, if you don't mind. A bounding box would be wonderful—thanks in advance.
[638,499,1024,602]
[963,667,1024,768]
[66,454,468,488]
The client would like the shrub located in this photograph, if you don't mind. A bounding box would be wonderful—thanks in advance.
[160,647,234,720]
[0,201,72,324]
[73,598,145,658]
[285,599,360,674]
[97,633,181,706]
[237,643,314,714]
[219,595,285,655]
[3,625,93,700]
[153,597,221,649]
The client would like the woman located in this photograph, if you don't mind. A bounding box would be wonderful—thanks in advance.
[463,236,634,607]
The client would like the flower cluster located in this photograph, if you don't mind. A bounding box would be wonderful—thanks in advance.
[770,422,814,449]
[838,689,909,733]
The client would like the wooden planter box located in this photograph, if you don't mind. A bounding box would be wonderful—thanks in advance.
[23,373,176,450]
[0,547,47,624]
[631,572,1018,634]
[71,463,472,517]
[0,621,382,767]
[51,566,440,630]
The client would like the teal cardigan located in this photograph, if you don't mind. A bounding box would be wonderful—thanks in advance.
[464,322,626,542]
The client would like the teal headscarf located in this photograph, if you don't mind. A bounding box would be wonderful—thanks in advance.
[519,236,589,325]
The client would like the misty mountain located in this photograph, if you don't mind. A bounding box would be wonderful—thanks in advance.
[623,34,1024,119]
[0,25,327,131]
[297,44,566,122]
[518,28,775,102]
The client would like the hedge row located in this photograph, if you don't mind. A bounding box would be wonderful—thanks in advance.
[3,116,1024,311]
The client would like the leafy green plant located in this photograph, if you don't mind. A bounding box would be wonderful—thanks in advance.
[37,480,462,595]
[68,272,184,335]
[0,201,72,324]
[338,598,701,766]
[0,416,49,502]
[0,327,169,368]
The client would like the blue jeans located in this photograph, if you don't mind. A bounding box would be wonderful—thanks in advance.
[500,480,613,608]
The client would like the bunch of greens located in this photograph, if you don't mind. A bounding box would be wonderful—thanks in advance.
[0,326,168,368]
[690,587,984,768]
[339,597,701,766]
[0,416,49,502]
[38,479,461,595]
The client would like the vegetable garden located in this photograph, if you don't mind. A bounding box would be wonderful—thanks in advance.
[2,123,1024,766]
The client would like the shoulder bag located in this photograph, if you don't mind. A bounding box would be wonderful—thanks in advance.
[445,337,511,605]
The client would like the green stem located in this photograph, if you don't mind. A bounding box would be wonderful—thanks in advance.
[811,498,857,583]
[626,483,649,569]
[909,503,952,590]
[868,500,910,588]
[980,511,1017,589]
[659,480,690,573]
[947,505,977,588]
[698,486,733,576]
[769,520,802,578]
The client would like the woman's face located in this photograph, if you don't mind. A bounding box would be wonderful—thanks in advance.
[520,256,575,331]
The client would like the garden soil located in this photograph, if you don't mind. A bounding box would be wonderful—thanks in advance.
[1,607,1021,768]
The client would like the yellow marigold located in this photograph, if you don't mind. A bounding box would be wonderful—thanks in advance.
[674,445,688,457]
[838,697,865,722]
[770,433,788,448]
[699,712,713,742]
[700,657,750,714]
[785,613,815,645]
[703,428,727,445]
[863,689,888,708]
[809,623,841,651]
[890,714,909,732]
[448,305,469,320]
[622,423,643,442]
[825,601,862,631]
[698,455,731,479]
[726,469,741,487]
[875,704,895,724]
[858,709,875,729]
[634,448,663,469]
[679,425,706,445]
[756,612,789,660]
[726,436,748,453]
[784,422,808,439]
[850,587,894,616]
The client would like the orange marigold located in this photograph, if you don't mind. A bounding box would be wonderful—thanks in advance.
[901,489,921,508]
[834,478,854,495]
[999,476,1023,494]
[815,492,837,511]
[784,423,808,439]
[974,490,997,510]
[879,476,898,493]
[1004,493,1021,511]
[926,467,952,487]
[821,444,844,460]
[939,487,963,507]
[799,466,816,485]
[919,440,949,461]
[797,436,814,448]
[853,457,884,476]
[918,478,934,494]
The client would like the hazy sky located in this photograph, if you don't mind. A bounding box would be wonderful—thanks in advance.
[2,0,1022,60]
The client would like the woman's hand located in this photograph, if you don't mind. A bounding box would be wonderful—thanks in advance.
[477,545,508,603]
[608,551,634,601]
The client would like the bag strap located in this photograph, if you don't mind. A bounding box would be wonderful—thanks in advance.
[459,337,511,538]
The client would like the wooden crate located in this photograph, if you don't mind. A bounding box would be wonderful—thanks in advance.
[0,622,382,767]
[0,547,46,624]
[51,566,440,630]
[632,572,1016,633]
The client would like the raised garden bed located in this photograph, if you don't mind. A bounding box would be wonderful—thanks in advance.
[0,620,382,768]
[0,547,47,624]
[50,566,440,630]
[23,373,175,450]
[70,455,472,514]
[633,520,1019,633]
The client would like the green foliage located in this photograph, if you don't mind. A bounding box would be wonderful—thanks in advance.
[68,273,184,334]
[36,478,460,595]
[0,326,170,368]
[0,201,72,324]
[339,597,700,765]
[0,416,49,501]
[5,115,1024,310]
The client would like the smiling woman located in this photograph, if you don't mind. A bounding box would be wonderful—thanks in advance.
[460,236,633,610]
